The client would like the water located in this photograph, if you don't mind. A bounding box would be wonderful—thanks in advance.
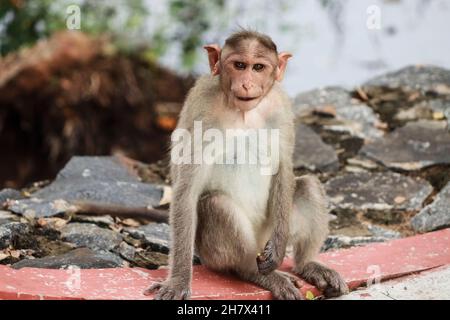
[146,0,450,96]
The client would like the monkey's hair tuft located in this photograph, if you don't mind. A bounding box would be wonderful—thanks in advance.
[225,29,278,54]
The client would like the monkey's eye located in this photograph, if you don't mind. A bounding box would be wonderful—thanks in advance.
[253,64,265,72]
[234,62,246,70]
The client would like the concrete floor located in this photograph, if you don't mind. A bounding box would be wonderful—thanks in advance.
[335,266,450,300]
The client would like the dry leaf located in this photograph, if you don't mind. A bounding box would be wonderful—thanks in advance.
[305,290,315,300]
[37,217,48,227]
[10,250,21,259]
[433,112,445,120]
[121,218,140,227]
[395,196,406,204]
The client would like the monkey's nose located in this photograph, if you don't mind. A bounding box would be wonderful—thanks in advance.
[242,82,253,90]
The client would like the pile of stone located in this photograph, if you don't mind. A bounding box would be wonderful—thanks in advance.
[294,65,450,249]
[1,65,449,269]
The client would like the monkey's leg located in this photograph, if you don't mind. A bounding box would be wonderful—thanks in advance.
[290,175,349,298]
[196,192,301,300]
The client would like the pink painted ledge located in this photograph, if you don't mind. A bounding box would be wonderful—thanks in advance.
[0,228,449,300]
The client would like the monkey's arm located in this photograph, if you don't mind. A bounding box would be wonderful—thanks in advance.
[257,108,295,275]
[145,164,203,300]
[257,160,295,275]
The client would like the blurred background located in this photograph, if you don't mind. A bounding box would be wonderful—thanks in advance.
[1,0,449,189]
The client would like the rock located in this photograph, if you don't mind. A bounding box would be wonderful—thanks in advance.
[36,217,68,230]
[360,121,450,171]
[11,248,125,269]
[124,223,201,263]
[114,241,136,262]
[363,65,450,95]
[344,166,368,174]
[72,214,115,226]
[293,124,339,172]
[0,222,31,249]
[427,98,450,129]
[61,223,122,252]
[367,225,401,239]
[394,103,434,123]
[0,189,24,204]
[346,157,378,170]
[325,172,433,214]
[321,235,387,251]
[7,198,76,220]
[294,87,384,140]
[125,223,170,254]
[7,156,165,217]
[134,250,169,269]
[411,183,450,232]
[294,87,351,117]
[0,211,18,225]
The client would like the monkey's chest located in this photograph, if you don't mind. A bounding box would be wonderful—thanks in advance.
[203,130,278,225]
[207,164,272,223]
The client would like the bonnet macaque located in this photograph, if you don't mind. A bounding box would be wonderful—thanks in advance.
[146,30,348,300]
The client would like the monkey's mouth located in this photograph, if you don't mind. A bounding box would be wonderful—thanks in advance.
[236,96,258,102]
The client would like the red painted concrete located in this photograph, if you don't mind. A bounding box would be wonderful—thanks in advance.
[0,228,449,300]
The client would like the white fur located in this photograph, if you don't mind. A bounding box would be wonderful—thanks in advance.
[202,99,281,250]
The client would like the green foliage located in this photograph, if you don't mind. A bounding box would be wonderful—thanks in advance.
[0,0,64,55]
[0,0,291,70]
[168,0,225,68]
[0,0,148,56]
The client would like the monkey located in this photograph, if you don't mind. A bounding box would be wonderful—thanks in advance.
[145,30,349,300]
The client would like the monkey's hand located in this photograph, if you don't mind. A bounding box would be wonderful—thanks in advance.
[256,239,284,275]
[143,279,191,300]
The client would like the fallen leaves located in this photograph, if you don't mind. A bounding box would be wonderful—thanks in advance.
[0,248,34,263]
[305,290,315,300]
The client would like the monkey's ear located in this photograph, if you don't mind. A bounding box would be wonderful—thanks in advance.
[276,52,293,82]
[204,44,221,76]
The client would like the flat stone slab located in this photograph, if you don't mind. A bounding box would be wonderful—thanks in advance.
[124,223,170,254]
[322,235,389,251]
[323,225,401,251]
[0,211,18,225]
[363,65,450,95]
[61,223,123,252]
[11,248,125,270]
[293,124,339,172]
[411,182,450,233]
[334,265,450,300]
[325,172,433,212]
[0,228,449,300]
[0,189,24,204]
[7,156,165,217]
[294,87,384,140]
[360,121,450,171]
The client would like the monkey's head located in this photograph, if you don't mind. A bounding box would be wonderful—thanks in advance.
[204,31,292,112]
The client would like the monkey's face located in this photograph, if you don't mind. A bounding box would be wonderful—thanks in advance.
[219,43,278,112]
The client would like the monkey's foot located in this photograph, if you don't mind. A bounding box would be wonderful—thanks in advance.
[143,281,191,300]
[250,270,303,300]
[294,261,349,298]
